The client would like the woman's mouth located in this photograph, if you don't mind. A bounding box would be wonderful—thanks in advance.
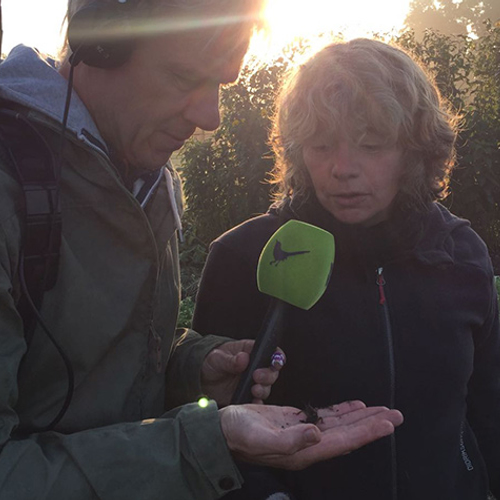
[332,193,368,207]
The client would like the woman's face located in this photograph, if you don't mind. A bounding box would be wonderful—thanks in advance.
[302,135,405,226]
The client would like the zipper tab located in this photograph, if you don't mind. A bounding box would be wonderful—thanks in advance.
[149,325,163,374]
[155,335,162,374]
[377,267,386,305]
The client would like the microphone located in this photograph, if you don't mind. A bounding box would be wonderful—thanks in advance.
[231,219,335,404]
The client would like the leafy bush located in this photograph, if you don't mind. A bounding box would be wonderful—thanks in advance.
[178,27,500,311]
[404,0,500,37]
[398,25,500,270]
[179,57,291,246]
[177,56,292,317]
[177,296,195,329]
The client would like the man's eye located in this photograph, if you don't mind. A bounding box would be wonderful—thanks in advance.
[173,73,202,91]
[312,145,331,153]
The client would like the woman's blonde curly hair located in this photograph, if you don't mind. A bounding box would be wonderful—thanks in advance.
[270,38,460,209]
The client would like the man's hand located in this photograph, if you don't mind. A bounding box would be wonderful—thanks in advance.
[219,400,404,470]
[201,340,283,406]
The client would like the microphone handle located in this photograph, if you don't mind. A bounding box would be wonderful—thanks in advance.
[231,298,286,405]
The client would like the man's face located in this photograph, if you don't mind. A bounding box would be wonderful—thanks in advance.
[80,22,251,170]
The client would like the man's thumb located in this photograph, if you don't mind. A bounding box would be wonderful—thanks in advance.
[303,426,321,446]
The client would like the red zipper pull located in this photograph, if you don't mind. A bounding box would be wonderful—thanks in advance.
[377,267,386,305]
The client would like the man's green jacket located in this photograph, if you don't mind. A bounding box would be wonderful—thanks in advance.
[0,45,242,499]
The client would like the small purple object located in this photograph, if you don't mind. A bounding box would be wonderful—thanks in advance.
[271,352,286,369]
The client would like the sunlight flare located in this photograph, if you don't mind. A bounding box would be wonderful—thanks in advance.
[2,0,411,61]
[249,0,411,61]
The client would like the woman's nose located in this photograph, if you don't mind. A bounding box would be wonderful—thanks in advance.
[330,143,358,179]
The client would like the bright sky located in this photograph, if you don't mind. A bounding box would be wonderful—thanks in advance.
[2,0,68,56]
[1,0,411,58]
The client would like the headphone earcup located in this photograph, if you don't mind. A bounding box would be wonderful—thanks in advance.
[68,1,135,68]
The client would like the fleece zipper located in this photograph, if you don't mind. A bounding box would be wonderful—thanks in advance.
[376,266,398,500]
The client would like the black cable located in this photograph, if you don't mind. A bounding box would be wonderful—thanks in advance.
[18,253,75,434]
[57,55,77,184]
[16,55,80,434]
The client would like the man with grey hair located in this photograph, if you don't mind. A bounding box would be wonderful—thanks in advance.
[0,1,403,498]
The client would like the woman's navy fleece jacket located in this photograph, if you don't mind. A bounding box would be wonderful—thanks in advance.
[193,197,500,500]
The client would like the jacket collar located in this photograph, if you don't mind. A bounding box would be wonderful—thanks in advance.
[271,195,469,268]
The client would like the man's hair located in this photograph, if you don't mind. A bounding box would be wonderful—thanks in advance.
[65,0,263,18]
[60,0,264,62]
[270,38,460,209]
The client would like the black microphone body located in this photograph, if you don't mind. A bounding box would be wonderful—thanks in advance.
[231,298,287,404]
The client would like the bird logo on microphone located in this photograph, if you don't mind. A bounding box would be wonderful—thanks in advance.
[270,240,310,266]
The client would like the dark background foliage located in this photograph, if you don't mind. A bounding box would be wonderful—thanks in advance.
[177,19,500,322]
[404,0,500,37]
[398,25,500,270]
[178,58,289,309]
[180,60,288,244]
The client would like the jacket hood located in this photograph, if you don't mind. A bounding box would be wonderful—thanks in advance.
[270,195,471,267]
[0,45,184,236]
[0,45,105,148]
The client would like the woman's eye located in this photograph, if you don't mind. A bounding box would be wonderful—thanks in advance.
[358,134,387,152]
[360,142,383,152]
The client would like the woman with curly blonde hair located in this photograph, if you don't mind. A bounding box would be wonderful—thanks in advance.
[271,38,458,210]
[193,38,500,500]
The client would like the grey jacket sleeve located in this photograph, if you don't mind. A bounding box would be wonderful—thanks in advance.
[0,400,243,499]
[164,328,235,409]
[0,225,242,500]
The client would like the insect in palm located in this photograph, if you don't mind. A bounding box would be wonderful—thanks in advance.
[298,404,323,425]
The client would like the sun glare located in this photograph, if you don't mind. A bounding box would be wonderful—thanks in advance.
[249,0,411,61]
[2,0,410,61]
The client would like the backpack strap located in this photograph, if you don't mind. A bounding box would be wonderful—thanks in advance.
[0,105,61,343]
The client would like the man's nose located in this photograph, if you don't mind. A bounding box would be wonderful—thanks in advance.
[183,84,221,132]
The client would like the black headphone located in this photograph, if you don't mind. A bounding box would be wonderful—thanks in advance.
[67,0,137,68]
